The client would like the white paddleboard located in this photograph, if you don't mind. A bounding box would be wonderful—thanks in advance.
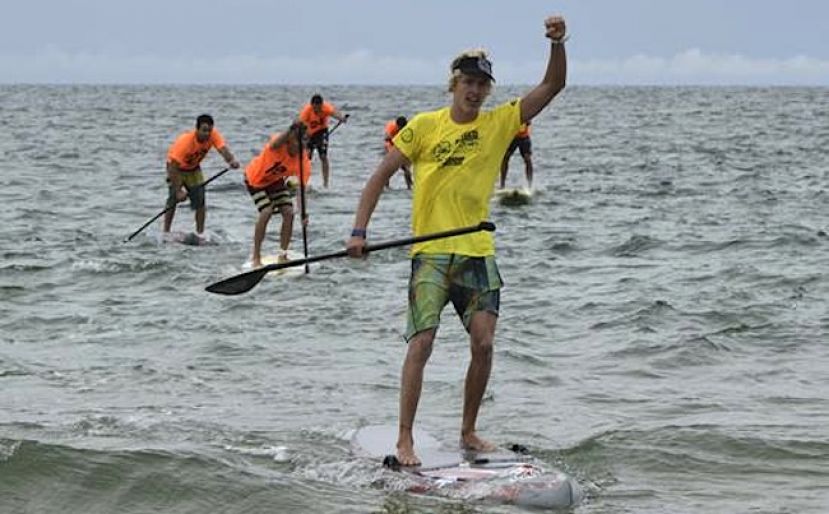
[242,249,308,277]
[494,187,534,206]
[351,424,581,509]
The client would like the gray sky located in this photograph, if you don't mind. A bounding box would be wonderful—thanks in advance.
[3,0,828,85]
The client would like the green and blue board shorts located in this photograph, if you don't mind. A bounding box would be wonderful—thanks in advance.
[405,254,503,342]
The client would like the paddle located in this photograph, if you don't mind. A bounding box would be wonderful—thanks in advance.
[327,113,349,138]
[205,221,496,296]
[124,167,231,242]
[296,123,310,274]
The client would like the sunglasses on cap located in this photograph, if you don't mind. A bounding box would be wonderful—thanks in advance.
[452,55,495,82]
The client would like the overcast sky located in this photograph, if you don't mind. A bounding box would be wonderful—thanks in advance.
[3,0,828,85]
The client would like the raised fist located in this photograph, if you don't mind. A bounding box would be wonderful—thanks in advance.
[545,15,566,41]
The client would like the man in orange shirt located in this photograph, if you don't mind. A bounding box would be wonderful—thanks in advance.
[298,94,348,188]
[383,116,413,189]
[164,114,239,238]
[499,121,533,189]
[245,122,311,268]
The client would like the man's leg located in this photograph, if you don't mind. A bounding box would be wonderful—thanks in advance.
[397,328,436,466]
[162,205,176,232]
[321,155,330,188]
[251,206,273,268]
[278,203,294,260]
[461,311,497,452]
[163,183,179,232]
[523,156,534,188]
[195,206,206,234]
[521,140,534,188]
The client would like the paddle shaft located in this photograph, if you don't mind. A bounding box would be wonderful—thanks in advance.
[124,167,230,242]
[297,125,310,274]
[327,114,348,137]
[205,221,496,295]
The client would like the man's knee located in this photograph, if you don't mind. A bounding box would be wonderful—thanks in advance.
[408,330,436,362]
[468,312,496,356]
[259,205,274,220]
[470,336,494,360]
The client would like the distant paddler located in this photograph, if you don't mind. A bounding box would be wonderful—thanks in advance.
[244,121,311,269]
[500,121,533,189]
[383,116,413,189]
[164,114,240,240]
[298,94,349,188]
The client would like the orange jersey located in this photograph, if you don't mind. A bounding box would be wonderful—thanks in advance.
[384,120,401,152]
[167,129,226,171]
[245,133,311,188]
[516,123,531,138]
[299,102,336,135]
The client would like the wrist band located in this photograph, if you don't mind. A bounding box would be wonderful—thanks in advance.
[351,228,367,238]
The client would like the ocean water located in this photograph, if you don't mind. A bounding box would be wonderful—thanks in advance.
[1,84,828,513]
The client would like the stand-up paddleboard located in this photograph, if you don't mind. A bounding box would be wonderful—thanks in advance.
[242,249,307,278]
[494,187,534,206]
[161,231,210,246]
[351,424,581,509]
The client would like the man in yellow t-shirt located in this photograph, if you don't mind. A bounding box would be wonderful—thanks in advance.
[346,15,569,467]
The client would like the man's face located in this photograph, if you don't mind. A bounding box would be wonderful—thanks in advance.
[196,123,213,142]
[312,102,323,114]
[452,74,492,113]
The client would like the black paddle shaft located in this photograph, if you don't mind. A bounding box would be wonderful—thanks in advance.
[205,221,496,296]
[296,123,310,274]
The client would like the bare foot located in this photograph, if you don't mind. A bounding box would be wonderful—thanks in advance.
[251,259,262,269]
[396,441,421,467]
[461,431,497,453]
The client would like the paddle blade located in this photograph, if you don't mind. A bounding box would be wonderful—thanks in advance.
[205,267,270,295]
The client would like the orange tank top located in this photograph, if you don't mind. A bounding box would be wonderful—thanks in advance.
[516,123,531,138]
[167,129,226,171]
[299,102,336,136]
[245,134,311,188]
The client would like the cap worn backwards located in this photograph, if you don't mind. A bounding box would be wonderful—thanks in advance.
[452,55,495,82]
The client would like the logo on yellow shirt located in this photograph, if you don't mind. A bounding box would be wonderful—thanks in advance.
[431,130,480,167]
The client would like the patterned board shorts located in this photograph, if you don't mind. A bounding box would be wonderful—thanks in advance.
[307,129,329,158]
[405,254,503,342]
[167,168,205,209]
[246,179,294,212]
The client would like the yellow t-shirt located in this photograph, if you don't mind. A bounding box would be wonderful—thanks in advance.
[393,99,521,256]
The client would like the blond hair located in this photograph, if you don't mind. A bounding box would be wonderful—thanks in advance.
[447,48,493,92]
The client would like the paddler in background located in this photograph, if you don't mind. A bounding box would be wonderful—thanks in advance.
[499,121,533,189]
[383,116,413,189]
[244,121,310,268]
[298,93,349,188]
[346,14,568,467]
[164,114,240,240]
